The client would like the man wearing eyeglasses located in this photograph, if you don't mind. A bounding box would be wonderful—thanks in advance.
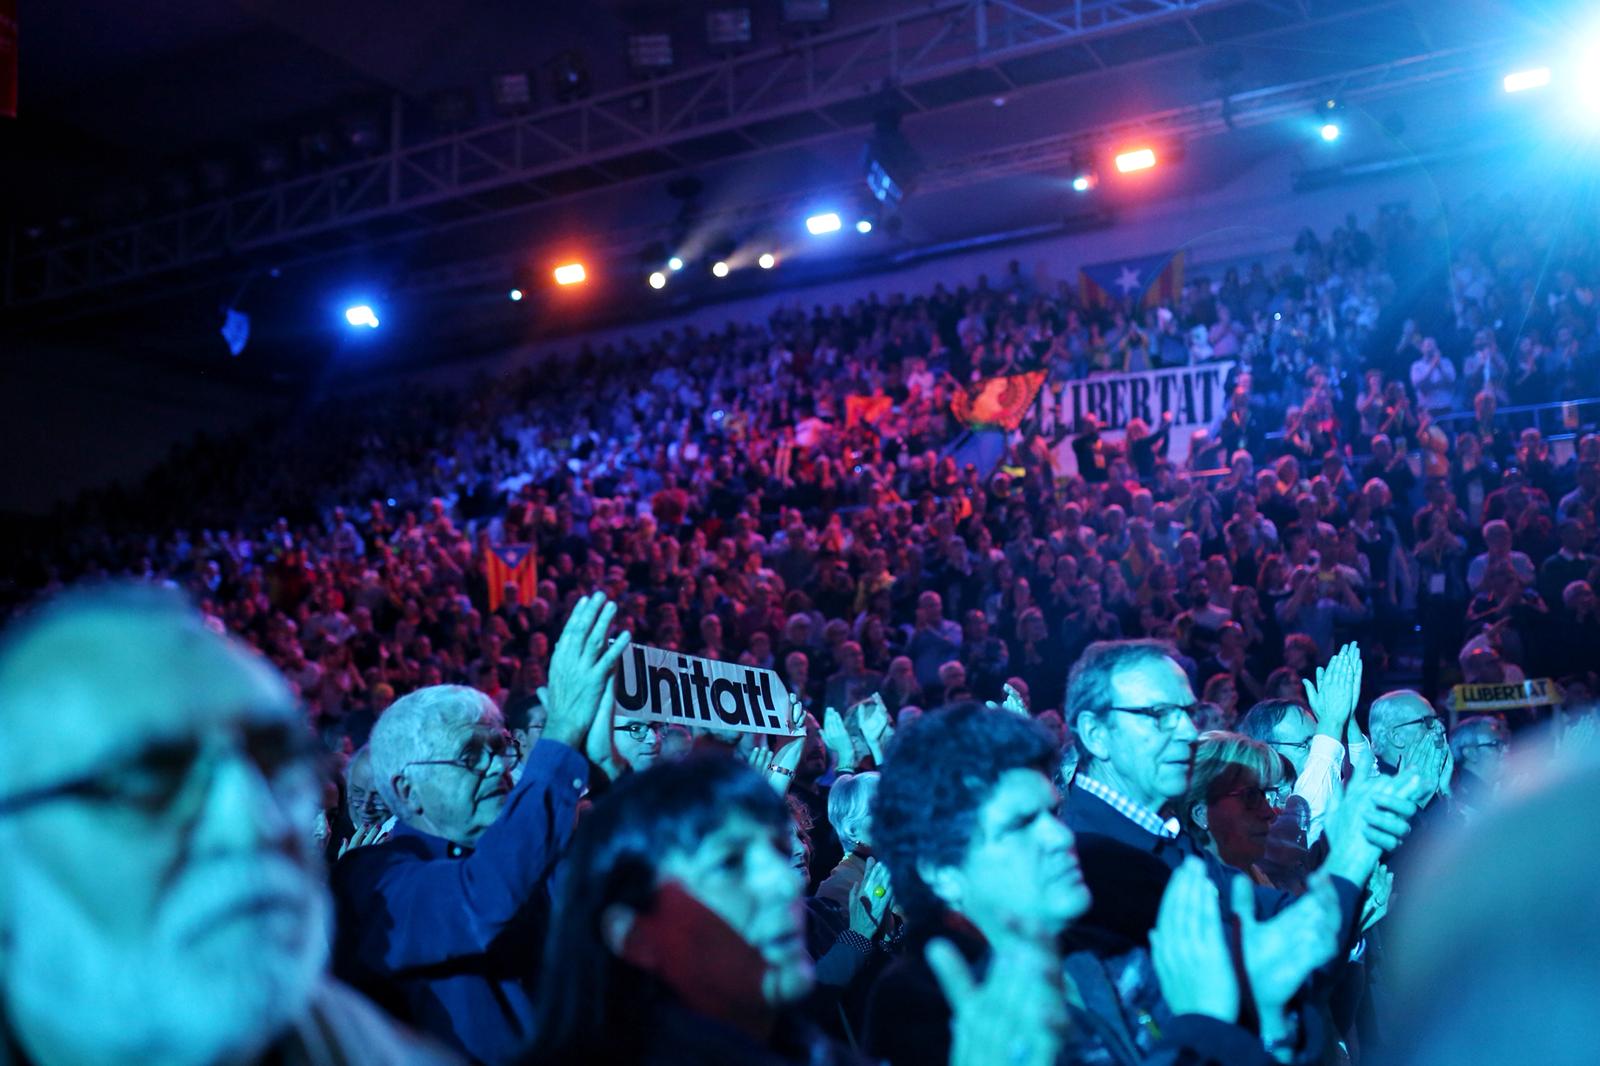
[1062,642,1395,957]
[1061,639,1406,1060]
[1447,716,1509,820]
[332,592,631,1065]
[0,584,450,1066]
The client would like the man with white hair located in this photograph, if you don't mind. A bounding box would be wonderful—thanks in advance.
[0,583,447,1066]
[332,592,631,1065]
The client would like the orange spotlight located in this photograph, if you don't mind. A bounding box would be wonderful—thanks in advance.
[553,262,587,286]
[1114,148,1157,173]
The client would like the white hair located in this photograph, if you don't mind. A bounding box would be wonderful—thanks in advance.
[369,685,500,814]
[827,771,880,854]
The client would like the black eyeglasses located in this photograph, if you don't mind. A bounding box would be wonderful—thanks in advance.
[402,731,521,777]
[1267,737,1313,755]
[1220,784,1292,811]
[614,721,659,741]
[0,720,324,820]
[1104,702,1199,731]
[1393,716,1444,733]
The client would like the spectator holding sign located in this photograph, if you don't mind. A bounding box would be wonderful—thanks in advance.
[331,593,630,1065]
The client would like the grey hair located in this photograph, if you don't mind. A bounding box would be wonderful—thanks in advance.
[1449,715,1509,762]
[369,684,501,814]
[827,771,880,854]
[1065,638,1177,761]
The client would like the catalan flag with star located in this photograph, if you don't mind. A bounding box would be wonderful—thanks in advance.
[1079,250,1185,311]
[485,543,538,611]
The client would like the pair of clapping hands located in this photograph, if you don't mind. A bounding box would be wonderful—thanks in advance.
[819,693,894,772]
[929,861,1347,1066]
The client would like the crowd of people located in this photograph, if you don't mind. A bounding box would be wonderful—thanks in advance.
[2,188,1600,1065]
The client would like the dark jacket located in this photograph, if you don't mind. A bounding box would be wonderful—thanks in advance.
[332,740,589,1066]
[864,913,1273,1066]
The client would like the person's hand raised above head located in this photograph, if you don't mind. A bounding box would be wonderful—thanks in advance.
[1305,641,1362,740]
[541,592,631,750]
[821,706,854,769]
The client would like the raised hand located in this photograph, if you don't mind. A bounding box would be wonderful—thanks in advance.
[338,815,395,859]
[1397,728,1450,803]
[1151,857,1239,1023]
[821,707,855,770]
[848,858,896,940]
[928,933,1066,1066]
[1234,873,1341,1016]
[1324,770,1422,885]
[1304,642,1362,739]
[1000,682,1029,717]
[858,693,894,764]
[1361,863,1394,933]
[583,676,626,782]
[543,593,632,749]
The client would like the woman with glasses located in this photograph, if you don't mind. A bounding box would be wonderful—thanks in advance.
[1177,732,1295,886]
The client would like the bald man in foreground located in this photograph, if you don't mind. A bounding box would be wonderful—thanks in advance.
[0,584,452,1066]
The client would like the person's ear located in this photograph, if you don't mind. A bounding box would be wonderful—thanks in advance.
[393,773,426,818]
[1076,711,1113,763]
[1190,802,1209,831]
[600,904,640,961]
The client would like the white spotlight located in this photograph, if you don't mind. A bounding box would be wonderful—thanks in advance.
[855,218,873,234]
[1503,67,1551,93]
[648,271,667,289]
[757,253,776,269]
[344,304,379,328]
[805,212,841,235]
[668,256,684,271]
[711,260,730,278]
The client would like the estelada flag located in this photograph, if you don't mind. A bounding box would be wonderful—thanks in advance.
[1079,250,1185,310]
[486,544,537,611]
[951,371,1047,430]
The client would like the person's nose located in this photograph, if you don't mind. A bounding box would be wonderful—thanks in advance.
[192,748,299,855]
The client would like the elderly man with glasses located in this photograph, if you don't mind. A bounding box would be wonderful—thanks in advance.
[332,592,631,1066]
[0,583,450,1066]
[1063,639,1422,1058]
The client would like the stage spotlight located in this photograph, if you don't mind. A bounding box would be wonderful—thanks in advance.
[648,271,667,289]
[344,304,380,329]
[1071,174,1094,192]
[856,218,873,233]
[553,262,587,286]
[806,212,842,235]
[668,256,684,271]
[712,260,730,277]
[1114,148,1156,173]
[1503,67,1551,93]
[509,288,524,301]
[757,252,776,269]
[1319,122,1341,142]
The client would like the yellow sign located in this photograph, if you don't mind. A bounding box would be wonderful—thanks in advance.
[1450,678,1563,712]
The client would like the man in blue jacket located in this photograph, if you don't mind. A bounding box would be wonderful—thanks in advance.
[332,593,631,1065]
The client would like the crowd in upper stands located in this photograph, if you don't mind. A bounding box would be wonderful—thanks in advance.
[1,187,1599,1064]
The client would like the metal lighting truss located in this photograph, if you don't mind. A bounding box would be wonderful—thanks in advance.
[400,40,1508,297]
[8,0,1330,308]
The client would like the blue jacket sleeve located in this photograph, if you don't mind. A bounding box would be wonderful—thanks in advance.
[337,738,589,972]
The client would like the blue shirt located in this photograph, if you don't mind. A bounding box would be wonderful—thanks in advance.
[332,739,588,1065]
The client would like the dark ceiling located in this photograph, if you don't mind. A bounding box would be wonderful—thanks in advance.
[0,0,1582,385]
